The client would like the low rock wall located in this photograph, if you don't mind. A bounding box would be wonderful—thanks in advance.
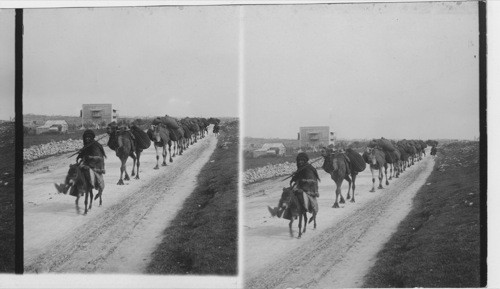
[243,158,323,185]
[23,134,109,162]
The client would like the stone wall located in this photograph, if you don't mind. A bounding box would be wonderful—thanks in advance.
[243,158,323,185]
[23,134,109,162]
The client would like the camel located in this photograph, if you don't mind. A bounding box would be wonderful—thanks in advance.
[396,145,409,173]
[181,118,200,144]
[363,147,389,192]
[385,149,400,179]
[107,124,142,185]
[168,126,184,158]
[147,124,172,169]
[321,148,356,208]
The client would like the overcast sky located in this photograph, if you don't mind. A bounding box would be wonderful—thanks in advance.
[0,9,14,121]
[243,2,479,140]
[0,2,483,139]
[22,6,239,118]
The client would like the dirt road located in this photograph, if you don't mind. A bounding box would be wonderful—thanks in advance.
[244,152,435,289]
[24,134,217,273]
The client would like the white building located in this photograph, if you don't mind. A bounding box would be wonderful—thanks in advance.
[252,143,286,158]
[36,120,68,134]
[81,104,118,127]
[298,126,335,149]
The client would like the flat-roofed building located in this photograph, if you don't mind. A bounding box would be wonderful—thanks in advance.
[298,126,335,150]
[81,104,118,126]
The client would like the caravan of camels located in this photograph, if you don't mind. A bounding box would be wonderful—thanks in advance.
[58,115,221,215]
[274,137,438,238]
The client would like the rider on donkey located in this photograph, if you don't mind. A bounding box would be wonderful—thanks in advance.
[269,152,320,218]
[55,129,106,197]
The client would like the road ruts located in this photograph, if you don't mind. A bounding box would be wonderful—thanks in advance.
[245,156,434,289]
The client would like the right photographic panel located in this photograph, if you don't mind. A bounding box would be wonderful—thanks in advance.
[242,2,483,288]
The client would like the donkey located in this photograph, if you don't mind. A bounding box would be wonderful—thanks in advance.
[277,186,317,238]
[58,163,104,215]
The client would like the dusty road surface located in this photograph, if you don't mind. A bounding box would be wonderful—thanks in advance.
[24,133,217,273]
[244,152,435,289]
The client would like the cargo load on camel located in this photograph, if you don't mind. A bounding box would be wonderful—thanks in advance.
[130,125,151,150]
[368,137,395,152]
[345,148,366,172]
[385,150,399,163]
[152,115,180,130]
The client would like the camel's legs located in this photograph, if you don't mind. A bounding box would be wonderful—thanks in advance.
[75,196,80,214]
[385,164,389,186]
[298,214,303,239]
[333,180,345,208]
[350,173,357,203]
[134,151,141,179]
[303,213,308,233]
[130,152,137,177]
[378,169,384,189]
[84,190,89,215]
[118,159,127,185]
[370,167,377,192]
[345,175,352,200]
[168,141,173,163]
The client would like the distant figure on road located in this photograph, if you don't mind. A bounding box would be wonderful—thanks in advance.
[213,123,220,137]
[430,145,437,157]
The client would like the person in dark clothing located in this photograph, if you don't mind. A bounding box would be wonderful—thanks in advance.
[77,129,107,169]
[213,123,220,137]
[268,152,320,218]
[430,145,437,156]
[289,152,320,215]
[290,152,320,197]
[55,129,106,196]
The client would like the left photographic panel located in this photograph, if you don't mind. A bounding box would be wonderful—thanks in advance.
[0,8,16,274]
[22,6,239,277]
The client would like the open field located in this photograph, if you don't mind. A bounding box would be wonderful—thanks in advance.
[23,128,108,148]
[147,120,239,275]
[0,122,15,273]
[363,141,482,287]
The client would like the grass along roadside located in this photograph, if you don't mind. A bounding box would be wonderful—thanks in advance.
[362,141,481,287]
[146,120,238,275]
